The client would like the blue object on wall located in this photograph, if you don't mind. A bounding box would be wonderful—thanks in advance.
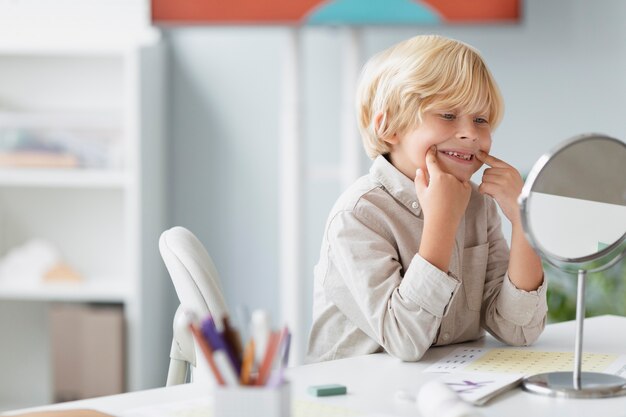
[306,0,442,25]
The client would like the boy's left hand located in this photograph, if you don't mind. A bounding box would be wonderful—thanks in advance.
[475,150,524,224]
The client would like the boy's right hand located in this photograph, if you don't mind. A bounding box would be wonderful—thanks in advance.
[414,146,471,231]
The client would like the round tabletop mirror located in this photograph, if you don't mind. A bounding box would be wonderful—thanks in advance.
[519,133,626,398]
[520,134,626,271]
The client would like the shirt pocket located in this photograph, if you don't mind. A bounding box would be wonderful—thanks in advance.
[462,243,490,311]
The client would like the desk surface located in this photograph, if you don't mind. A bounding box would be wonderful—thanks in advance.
[5,315,626,417]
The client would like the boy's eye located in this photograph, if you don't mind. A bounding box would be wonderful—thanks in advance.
[474,117,489,124]
[440,113,456,120]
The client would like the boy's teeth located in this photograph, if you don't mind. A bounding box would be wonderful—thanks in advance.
[443,151,472,161]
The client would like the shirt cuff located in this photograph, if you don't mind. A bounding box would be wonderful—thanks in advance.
[400,253,460,318]
[496,273,548,326]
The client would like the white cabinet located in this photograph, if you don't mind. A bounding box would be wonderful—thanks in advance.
[0,32,171,409]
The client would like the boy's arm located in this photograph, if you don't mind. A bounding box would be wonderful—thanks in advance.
[509,219,544,290]
[415,146,472,272]
[324,209,460,362]
[476,150,543,290]
[475,151,547,345]
[480,197,547,346]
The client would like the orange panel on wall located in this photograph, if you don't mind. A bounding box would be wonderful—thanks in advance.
[152,0,521,25]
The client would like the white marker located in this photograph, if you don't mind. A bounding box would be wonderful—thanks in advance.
[250,309,271,365]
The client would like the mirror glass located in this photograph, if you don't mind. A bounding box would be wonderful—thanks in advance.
[524,135,626,261]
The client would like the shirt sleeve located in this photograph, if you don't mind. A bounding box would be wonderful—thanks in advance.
[480,197,548,345]
[324,208,460,361]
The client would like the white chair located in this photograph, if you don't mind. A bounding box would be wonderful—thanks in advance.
[159,226,230,386]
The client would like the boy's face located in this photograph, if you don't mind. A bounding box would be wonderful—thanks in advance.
[386,109,492,182]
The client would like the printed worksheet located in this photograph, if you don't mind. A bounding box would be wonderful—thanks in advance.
[425,347,626,377]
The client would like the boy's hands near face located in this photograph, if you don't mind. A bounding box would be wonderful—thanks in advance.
[476,150,544,292]
[415,146,471,272]
[415,146,472,233]
[475,150,524,224]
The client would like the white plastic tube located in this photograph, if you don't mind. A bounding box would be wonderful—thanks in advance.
[417,380,484,417]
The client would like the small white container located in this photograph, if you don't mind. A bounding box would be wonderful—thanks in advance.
[213,381,291,417]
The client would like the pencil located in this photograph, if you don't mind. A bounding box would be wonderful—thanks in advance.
[256,331,280,386]
[240,339,255,385]
[189,322,225,386]
[222,316,243,373]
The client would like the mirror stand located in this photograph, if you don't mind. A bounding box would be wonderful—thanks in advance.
[522,258,626,398]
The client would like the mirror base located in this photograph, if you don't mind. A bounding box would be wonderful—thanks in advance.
[522,372,626,398]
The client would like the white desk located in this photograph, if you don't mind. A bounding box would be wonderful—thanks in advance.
[5,315,626,417]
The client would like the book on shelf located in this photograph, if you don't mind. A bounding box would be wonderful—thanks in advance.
[0,151,79,168]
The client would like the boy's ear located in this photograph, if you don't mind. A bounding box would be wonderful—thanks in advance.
[383,133,399,145]
[374,111,398,145]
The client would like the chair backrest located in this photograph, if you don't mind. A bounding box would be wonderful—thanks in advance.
[159,226,230,385]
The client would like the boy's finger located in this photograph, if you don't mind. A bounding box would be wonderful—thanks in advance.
[414,168,427,193]
[476,150,507,168]
[420,164,430,184]
[425,146,442,174]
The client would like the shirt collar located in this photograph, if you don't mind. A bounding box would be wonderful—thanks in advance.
[370,155,422,216]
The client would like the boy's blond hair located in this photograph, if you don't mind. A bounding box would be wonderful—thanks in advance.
[357,35,504,160]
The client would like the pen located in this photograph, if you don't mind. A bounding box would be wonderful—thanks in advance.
[257,330,282,386]
[222,316,243,373]
[212,349,240,386]
[281,329,292,366]
[266,327,291,388]
[201,316,240,386]
[189,322,225,386]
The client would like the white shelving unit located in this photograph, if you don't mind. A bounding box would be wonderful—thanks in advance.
[0,31,170,410]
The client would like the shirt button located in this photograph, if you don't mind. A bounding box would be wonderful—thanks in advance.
[442,332,450,341]
[411,201,418,209]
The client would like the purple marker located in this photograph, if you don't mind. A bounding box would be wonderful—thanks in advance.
[201,316,241,374]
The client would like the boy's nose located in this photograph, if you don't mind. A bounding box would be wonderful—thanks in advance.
[456,121,478,141]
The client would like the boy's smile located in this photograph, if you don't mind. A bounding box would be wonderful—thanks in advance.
[384,110,492,182]
[435,146,482,178]
[437,148,476,163]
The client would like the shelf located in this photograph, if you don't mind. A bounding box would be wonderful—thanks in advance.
[0,110,122,129]
[0,32,167,399]
[0,29,160,55]
[0,168,130,188]
[0,279,132,303]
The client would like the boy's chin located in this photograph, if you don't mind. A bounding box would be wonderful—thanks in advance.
[440,161,479,183]
[444,167,474,182]
[452,173,472,182]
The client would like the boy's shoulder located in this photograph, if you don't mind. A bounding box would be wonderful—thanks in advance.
[328,174,494,220]
[330,173,383,214]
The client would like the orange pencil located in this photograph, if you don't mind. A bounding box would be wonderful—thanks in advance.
[189,322,225,386]
[240,339,255,385]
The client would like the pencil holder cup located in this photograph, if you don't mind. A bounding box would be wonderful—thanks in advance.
[213,381,291,417]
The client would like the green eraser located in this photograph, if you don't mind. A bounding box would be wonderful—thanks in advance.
[308,384,347,397]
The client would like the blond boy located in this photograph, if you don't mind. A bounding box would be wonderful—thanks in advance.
[307,35,547,363]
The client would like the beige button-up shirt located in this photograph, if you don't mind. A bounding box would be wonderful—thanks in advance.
[306,155,547,363]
